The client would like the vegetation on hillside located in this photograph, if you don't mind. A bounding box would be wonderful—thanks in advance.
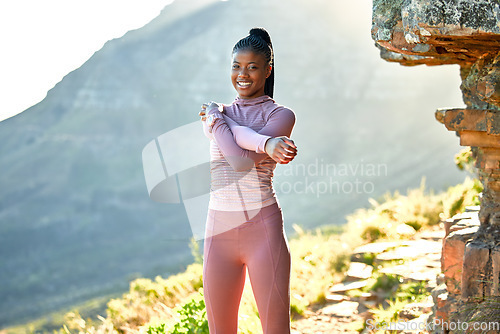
[5,148,481,333]
[48,174,480,334]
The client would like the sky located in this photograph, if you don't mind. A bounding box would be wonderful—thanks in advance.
[0,0,174,122]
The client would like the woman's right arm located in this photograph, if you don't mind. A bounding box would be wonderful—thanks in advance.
[224,107,297,164]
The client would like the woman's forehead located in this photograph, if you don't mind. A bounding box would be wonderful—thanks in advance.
[232,50,267,63]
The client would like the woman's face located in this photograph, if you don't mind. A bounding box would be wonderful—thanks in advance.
[231,50,271,99]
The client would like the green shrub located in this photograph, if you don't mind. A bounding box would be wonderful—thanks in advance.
[361,226,386,242]
[371,299,407,324]
[290,303,305,318]
[146,293,208,334]
[366,279,430,332]
[454,147,474,172]
[170,293,209,334]
[404,220,422,231]
[359,252,376,266]
[396,281,429,302]
[147,323,166,334]
[368,273,402,294]
[330,252,350,273]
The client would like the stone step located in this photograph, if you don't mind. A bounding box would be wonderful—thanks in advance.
[329,280,369,294]
[346,262,373,280]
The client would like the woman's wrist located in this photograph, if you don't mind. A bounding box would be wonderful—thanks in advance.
[206,108,224,131]
[206,102,224,114]
[264,137,274,156]
[206,103,224,125]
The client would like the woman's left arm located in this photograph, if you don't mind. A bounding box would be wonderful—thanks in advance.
[221,107,297,165]
[203,104,273,171]
[225,107,295,154]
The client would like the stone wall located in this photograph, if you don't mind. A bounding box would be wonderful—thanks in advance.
[371,0,500,332]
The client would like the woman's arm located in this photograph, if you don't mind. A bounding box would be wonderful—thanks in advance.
[204,105,270,172]
[202,118,215,140]
[224,107,295,154]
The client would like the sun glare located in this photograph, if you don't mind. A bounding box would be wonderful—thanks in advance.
[0,0,174,122]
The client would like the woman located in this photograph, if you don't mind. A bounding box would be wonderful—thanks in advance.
[199,27,297,334]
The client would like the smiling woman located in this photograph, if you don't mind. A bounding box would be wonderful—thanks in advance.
[0,0,173,122]
[199,27,298,334]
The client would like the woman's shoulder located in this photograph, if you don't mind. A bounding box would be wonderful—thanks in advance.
[221,100,237,115]
[266,101,296,121]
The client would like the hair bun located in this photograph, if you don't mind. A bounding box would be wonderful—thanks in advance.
[249,27,272,46]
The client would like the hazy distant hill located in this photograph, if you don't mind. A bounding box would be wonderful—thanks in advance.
[0,0,466,327]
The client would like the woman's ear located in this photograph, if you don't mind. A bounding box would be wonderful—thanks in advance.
[266,65,272,78]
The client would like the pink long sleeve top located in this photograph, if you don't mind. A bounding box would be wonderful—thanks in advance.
[203,95,296,211]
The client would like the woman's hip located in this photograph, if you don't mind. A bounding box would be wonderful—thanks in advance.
[205,202,283,238]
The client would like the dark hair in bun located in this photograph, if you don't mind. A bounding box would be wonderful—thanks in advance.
[249,27,272,45]
[232,27,275,98]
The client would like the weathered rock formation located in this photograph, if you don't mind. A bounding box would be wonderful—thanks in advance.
[372,0,500,331]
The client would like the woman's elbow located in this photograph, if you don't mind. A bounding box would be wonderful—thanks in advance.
[226,156,255,172]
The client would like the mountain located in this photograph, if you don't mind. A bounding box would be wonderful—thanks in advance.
[0,0,467,327]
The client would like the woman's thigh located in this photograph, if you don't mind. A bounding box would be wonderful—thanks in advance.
[203,210,247,334]
[242,204,291,333]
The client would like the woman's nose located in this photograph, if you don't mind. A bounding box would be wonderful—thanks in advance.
[238,68,249,77]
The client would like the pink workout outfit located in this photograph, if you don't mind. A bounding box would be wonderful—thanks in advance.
[202,95,295,334]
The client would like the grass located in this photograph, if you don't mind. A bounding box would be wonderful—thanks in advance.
[358,271,432,333]
[4,294,118,334]
[343,177,481,245]
[454,296,500,334]
[6,176,481,334]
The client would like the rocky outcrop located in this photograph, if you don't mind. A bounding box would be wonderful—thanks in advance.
[372,0,500,331]
[372,0,500,66]
[435,209,478,328]
[372,0,500,227]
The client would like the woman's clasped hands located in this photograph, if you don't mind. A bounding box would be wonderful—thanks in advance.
[264,136,297,165]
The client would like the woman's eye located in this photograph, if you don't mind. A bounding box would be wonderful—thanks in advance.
[232,64,239,69]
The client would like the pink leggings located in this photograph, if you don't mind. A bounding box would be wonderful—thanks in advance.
[203,202,291,334]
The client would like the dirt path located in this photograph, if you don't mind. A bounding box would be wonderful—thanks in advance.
[291,301,366,333]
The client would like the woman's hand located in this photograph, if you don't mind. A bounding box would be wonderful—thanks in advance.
[199,104,207,121]
[264,136,297,164]
[199,103,211,121]
[199,101,224,121]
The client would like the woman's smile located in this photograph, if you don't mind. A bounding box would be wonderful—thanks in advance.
[236,81,252,87]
